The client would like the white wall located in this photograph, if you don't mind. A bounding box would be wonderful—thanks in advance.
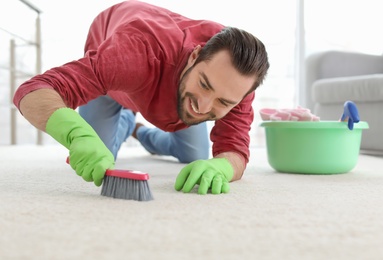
[305,0,383,56]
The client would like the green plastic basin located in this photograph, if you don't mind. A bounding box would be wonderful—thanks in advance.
[260,121,369,174]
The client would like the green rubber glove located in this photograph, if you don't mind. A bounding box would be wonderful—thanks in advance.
[46,108,114,186]
[174,158,234,195]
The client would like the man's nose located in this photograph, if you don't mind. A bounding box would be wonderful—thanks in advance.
[198,95,214,114]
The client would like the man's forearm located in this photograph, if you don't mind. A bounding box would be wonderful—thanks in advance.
[18,89,67,131]
[215,151,246,181]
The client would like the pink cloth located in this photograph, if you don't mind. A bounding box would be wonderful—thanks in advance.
[259,106,320,121]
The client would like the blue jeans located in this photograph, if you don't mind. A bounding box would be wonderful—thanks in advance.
[79,95,209,163]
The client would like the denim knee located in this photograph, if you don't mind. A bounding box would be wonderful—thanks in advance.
[176,144,210,163]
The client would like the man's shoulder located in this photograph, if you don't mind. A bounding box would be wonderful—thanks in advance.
[114,1,224,34]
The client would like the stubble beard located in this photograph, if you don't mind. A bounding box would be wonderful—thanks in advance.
[177,67,208,126]
[177,82,202,126]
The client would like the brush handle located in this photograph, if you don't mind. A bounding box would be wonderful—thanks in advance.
[66,157,149,181]
[105,169,149,181]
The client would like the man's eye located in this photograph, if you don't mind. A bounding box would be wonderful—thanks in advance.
[200,81,208,90]
[219,99,229,107]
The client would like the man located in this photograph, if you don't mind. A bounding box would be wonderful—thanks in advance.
[13,0,269,195]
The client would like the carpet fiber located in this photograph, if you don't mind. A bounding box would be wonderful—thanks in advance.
[1,144,383,260]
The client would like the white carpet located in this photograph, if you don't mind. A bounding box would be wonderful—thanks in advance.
[1,144,383,260]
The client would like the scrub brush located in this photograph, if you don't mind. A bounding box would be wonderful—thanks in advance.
[66,158,153,201]
[101,169,153,201]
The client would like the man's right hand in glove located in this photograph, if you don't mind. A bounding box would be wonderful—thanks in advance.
[46,107,114,186]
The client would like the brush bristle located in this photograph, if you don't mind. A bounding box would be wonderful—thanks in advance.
[101,175,154,201]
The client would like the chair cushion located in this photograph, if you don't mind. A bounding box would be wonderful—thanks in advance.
[312,74,383,103]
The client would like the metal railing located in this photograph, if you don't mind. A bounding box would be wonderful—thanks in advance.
[2,0,42,145]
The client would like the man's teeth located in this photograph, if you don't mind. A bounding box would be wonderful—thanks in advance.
[191,101,200,114]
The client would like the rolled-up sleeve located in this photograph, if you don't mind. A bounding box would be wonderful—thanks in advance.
[210,92,254,164]
[13,25,156,110]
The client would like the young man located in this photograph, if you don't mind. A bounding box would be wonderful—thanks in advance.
[13,0,269,195]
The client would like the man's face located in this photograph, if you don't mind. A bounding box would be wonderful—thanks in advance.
[178,48,256,126]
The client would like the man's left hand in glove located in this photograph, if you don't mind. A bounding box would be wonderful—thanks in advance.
[174,158,234,195]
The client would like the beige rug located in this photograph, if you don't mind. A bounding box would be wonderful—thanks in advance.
[1,144,383,260]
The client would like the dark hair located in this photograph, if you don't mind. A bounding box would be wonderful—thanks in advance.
[195,27,270,94]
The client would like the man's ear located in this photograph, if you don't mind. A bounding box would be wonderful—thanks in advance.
[187,45,202,65]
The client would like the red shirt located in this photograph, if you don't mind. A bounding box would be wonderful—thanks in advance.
[13,0,254,164]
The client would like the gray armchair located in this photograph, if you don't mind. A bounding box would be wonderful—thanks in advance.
[304,50,383,155]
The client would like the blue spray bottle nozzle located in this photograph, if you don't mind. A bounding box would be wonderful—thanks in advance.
[341,101,360,130]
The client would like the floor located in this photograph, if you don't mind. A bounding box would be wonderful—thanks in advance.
[1,144,383,260]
